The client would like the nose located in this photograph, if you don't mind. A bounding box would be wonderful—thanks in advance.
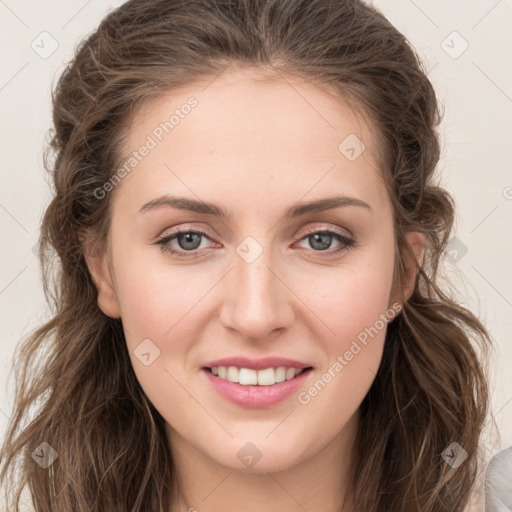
[219,244,295,343]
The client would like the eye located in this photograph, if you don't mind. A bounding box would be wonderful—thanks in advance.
[154,226,356,259]
[154,229,215,259]
[294,228,355,256]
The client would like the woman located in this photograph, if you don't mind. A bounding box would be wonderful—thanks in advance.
[0,0,493,510]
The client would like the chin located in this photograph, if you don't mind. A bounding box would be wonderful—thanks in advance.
[207,436,310,474]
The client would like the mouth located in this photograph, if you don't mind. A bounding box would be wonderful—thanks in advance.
[202,365,314,386]
[201,363,314,408]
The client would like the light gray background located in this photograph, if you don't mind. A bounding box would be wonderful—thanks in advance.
[1,0,511,483]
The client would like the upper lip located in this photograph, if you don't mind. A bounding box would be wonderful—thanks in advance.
[202,357,313,371]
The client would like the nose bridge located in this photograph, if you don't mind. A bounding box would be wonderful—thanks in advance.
[219,234,294,341]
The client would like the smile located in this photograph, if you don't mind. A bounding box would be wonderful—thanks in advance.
[202,366,314,408]
[207,366,309,386]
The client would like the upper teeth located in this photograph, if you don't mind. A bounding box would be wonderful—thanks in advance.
[211,366,305,386]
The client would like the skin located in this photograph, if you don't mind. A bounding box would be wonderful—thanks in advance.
[85,66,424,512]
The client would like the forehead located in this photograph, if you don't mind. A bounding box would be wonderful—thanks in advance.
[113,68,390,217]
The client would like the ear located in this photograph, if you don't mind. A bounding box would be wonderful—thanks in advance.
[401,231,426,302]
[82,235,121,319]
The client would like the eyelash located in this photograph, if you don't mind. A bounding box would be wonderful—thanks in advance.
[154,227,356,259]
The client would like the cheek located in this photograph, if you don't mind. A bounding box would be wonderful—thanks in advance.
[296,240,395,397]
[323,265,393,344]
[303,244,395,347]
[111,244,212,345]
[112,257,208,407]
[294,269,393,429]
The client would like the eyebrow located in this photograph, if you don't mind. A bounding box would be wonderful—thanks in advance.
[138,194,371,218]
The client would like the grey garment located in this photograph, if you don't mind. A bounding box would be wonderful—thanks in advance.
[486,447,512,512]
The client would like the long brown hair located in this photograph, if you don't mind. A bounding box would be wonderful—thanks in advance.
[1,0,493,510]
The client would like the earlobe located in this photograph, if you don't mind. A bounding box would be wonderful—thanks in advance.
[82,240,121,319]
[402,231,426,302]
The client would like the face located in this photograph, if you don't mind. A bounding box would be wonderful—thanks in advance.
[87,67,413,474]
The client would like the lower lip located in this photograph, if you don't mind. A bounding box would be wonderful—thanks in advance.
[202,368,313,408]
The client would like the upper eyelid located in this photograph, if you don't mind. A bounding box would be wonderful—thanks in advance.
[158,222,351,236]
[300,223,353,239]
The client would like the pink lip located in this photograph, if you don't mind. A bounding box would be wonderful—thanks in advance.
[202,367,314,408]
[202,356,312,371]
